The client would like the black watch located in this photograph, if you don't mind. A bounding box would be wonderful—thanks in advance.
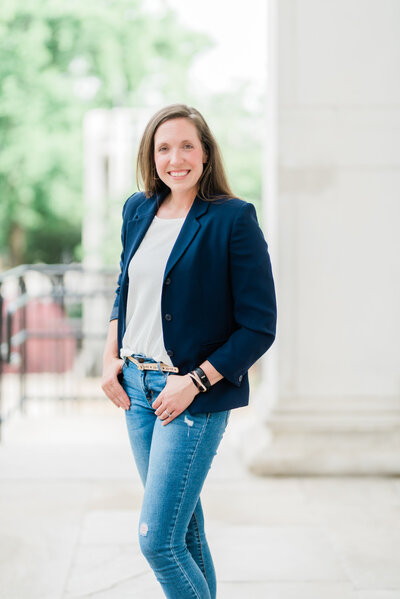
[192,367,211,392]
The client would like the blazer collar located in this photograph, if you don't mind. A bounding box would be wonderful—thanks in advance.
[132,187,210,222]
[124,188,211,286]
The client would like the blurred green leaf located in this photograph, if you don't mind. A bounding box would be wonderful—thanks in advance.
[0,0,213,266]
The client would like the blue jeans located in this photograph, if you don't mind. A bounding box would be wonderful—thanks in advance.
[121,353,231,599]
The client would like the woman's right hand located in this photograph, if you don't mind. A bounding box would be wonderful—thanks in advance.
[101,358,130,410]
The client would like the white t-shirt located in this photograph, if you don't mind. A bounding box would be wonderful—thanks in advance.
[120,214,185,365]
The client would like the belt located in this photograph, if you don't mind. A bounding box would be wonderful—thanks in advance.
[127,355,180,373]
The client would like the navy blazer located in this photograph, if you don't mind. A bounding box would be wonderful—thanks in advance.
[110,188,277,414]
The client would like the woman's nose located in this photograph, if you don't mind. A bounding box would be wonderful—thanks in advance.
[168,148,182,165]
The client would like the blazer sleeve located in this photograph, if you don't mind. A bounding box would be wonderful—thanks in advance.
[109,196,131,321]
[206,201,277,386]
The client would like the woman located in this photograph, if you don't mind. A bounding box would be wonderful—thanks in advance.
[101,103,277,599]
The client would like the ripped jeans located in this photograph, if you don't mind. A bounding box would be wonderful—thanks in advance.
[121,353,231,599]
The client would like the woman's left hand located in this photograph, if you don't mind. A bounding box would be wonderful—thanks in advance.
[152,374,199,425]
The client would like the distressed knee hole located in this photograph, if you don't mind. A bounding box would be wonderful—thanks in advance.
[139,522,148,536]
[184,415,193,427]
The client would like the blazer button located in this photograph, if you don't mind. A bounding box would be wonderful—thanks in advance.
[238,374,243,382]
[167,349,174,357]
[165,277,171,285]
[165,313,172,321]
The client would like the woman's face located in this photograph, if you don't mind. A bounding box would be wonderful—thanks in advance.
[153,117,207,196]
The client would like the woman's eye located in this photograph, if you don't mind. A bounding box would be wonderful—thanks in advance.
[157,144,192,151]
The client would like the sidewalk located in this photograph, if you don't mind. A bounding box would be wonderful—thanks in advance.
[0,398,399,599]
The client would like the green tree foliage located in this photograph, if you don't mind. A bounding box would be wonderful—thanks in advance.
[0,0,211,266]
[198,85,265,212]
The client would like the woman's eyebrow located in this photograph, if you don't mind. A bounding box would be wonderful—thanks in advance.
[155,139,195,147]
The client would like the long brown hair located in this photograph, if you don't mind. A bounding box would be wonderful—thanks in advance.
[136,104,238,201]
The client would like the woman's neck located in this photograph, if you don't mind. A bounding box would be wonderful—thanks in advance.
[158,190,197,218]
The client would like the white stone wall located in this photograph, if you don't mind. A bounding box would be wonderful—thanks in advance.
[247,0,400,474]
[277,0,400,404]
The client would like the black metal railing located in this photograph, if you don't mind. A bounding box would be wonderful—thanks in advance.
[0,263,118,442]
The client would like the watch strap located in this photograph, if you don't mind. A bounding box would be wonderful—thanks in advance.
[193,367,211,391]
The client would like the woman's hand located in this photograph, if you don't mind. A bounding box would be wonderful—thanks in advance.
[152,374,199,425]
[101,357,130,410]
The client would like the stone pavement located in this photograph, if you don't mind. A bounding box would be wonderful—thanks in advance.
[0,397,399,599]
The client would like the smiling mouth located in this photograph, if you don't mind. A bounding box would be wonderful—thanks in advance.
[168,170,190,178]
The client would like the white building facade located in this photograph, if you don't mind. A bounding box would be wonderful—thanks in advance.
[246,0,400,474]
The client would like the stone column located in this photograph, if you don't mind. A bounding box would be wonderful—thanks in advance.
[81,108,136,376]
[240,0,400,475]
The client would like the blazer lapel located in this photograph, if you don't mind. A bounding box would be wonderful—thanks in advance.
[124,188,210,284]
[163,194,210,284]
[124,195,159,274]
